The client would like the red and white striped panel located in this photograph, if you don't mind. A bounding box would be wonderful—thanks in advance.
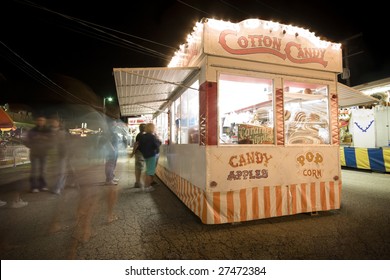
[157,165,342,224]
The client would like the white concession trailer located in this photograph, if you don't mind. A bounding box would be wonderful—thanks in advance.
[114,18,344,224]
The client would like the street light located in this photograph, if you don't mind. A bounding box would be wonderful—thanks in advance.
[103,97,113,115]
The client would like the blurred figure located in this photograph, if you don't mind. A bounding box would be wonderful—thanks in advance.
[130,123,145,188]
[105,183,119,223]
[71,185,99,243]
[0,200,7,207]
[103,119,120,185]
[152,129,161,186]
[24,115,52,193]
[137,123,161,192]
[49,116,69,195]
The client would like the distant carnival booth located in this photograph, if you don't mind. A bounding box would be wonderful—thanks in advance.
[339,78,390,173]
[114,18,345,224]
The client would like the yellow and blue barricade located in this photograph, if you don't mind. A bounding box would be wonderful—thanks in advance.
[340,147,390,173]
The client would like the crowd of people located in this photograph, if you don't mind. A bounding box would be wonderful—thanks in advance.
[0,116,162,209]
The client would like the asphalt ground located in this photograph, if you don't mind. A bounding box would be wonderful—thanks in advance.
[0,149,390,260]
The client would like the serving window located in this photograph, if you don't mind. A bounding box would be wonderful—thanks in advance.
[171,81,199,144]
[283,80,330,144]
[155,109,169,145]
[218,73,274,145]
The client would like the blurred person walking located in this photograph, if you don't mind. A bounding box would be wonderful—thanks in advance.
[24,114,52,193]
[48,116,69,195]
[137,123,161,192]
[152,129,161,186]
[103,119,120,185]
[130,123,145,188]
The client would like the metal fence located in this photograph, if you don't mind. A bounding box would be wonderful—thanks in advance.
[0,145,30,167]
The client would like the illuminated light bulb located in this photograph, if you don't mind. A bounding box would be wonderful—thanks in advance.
[168,17,342,67]
[207,18,239,31]
[332,43,341,50]
[243,19,260,29]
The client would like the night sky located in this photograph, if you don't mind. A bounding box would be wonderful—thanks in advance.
[1,0,389,109]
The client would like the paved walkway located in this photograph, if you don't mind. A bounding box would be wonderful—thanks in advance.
[0,150,390,260]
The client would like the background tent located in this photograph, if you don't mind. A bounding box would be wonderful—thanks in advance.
[0,107,16,132]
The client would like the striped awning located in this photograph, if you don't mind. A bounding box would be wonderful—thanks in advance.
[113,67,199,117]
[337,82,379,107]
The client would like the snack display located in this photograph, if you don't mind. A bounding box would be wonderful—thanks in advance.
[286,110,329,144]
[284,109,291,120]
[251,108,270,125]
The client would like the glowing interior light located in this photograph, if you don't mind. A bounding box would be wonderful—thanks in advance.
[219,81,270,114]
[287,87,304,93]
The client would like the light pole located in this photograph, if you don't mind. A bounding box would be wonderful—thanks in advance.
[103,97,113,115]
